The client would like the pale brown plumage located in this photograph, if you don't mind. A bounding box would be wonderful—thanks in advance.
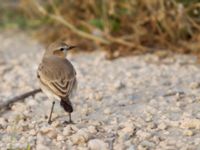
[38,56,77,98]
[37,41,77,124]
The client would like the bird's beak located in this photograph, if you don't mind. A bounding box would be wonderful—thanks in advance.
[68,45,76,50]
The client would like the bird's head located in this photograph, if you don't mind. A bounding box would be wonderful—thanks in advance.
[44,41,76,58]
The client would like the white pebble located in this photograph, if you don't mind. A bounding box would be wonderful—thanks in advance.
[183,130,194,136]
[0,117,7,128]
[87,125,97,134]
[29,129,37,136]
[63,126,73,136]
[104,108,111,115]
[158,123,168,130]
[36,144,50,150]
[88,139,109,150]
[70,129,90,145]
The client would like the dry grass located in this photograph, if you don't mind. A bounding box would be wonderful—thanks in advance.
[8,0,200,59]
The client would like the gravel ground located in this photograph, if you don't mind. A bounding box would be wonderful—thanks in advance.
[1,31,200,150]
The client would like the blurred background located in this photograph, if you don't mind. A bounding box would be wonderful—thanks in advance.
[1,1,200,149]
[0,0,200,59]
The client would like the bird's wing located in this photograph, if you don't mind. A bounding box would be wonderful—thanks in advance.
[38,57,77,98]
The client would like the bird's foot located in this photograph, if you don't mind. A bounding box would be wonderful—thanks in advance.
[48,120,52,124]
[63,120,74,125]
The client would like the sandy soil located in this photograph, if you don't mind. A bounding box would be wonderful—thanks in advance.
[1,31,200,150]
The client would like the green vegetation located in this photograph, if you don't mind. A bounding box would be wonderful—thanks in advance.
[0,0,199,59]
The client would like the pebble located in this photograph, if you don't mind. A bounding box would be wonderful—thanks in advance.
[51,120,60,128]
[29,129,37,136]
[37,144,50,150]
[87,125,97,134]
[104,108,111,115]
[11,102,27,112]
[145,114,153,122]
[63,126,73,136]
[57,135,64,141]
[47,130,57,138]
[118,125,135,141]
[127,145,136,150]
[88,139,108,150]
[158,123,168,130]
[40,126,53,134]
[136,130,152,140]
[183,130,194,136]
[180,118,200,129]
[95,93,103,101]
[112,81,125,90]
[189,82,200,89]
[0,117,7,128]
[26,98,38,106]
[70,129,90,145]
[140,140,155,148]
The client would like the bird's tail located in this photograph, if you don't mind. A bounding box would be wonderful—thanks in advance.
[60,97,73,113]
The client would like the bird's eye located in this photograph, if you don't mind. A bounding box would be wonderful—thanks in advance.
[60,47,65,51]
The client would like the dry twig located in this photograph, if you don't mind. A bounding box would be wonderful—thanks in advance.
[0,88,42,113]
[32,0,109,45]
[31,0,141,49]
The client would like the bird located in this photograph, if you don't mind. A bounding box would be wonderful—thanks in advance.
[37,41,77,124]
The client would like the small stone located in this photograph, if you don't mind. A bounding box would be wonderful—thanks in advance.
[169,121,179,127]
[51,120,60,127]
[88,139,109,150]
[118,124,135,141]
[190,82,200,89]
[158,123,167,130]
[145,115,152,122]
[71,134,85,145]
[140,140,155,148]
[11,102,27,112]
[121,126,134,134]
[137,144,147,150]
[19,136,26,143]
[127,145,136,150]
[149,99,157,105]
[147,123,157,129]
[81,105,91,116]
[63,126,73,136]
[37,133,45,144]
[47,130,57,139]
[180,118,200,129]
[26,98,38,106]
[36,144,50,150]
[110,117,118,125]
[104,108,111,115]
[29,129,37,136]
[6,126,13,132]
[70,129,90,145]
[95,93,103,101]
[40,126,57,138]
[151,136,161,144]
[136,130,152,140]
[163,131,170,135]
[0,117,7,128]
[57,135,64,141]
[183,130,194,136]
[40,126,52,134]
[87,125,97,134]
[194,138,200,145]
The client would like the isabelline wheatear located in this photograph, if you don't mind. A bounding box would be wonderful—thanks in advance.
[37,41,77,124]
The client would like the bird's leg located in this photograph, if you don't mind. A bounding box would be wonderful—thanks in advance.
[60,98,74,124]
[68,113,73,123]
[63,113,73,124]
[48,101,55,124]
